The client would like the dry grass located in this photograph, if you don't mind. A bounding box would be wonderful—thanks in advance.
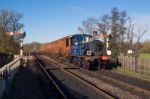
[140,53,150,59]
[115,67,150,82]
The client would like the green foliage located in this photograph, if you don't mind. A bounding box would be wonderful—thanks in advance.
[0,35,20,54]
[110,36,118,61]
[109,7,129,61]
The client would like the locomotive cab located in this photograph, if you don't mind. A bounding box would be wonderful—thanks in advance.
[70,34,92,56]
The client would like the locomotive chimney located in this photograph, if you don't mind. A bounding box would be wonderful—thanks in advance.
[93,31,98,40]
[93,31,97,36]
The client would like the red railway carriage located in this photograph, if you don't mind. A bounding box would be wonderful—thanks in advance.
[41,36,71,56]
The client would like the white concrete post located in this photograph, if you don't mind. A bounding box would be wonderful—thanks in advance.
[20,39,23,57]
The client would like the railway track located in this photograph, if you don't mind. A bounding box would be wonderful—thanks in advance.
[36,55,118,99]
[42,55,150,99]
[35,56,68,99]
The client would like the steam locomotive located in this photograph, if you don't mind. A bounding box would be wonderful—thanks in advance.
[41,32,111,69]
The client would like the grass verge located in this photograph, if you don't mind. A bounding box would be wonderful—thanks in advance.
[114,67,150,82]
[140,53,150,59]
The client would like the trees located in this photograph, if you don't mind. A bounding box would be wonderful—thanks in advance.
[78,7,129,62]
[78,7,147,63]
[109,7,120,61]
[140,40,150,53]
[24,42,41,53]
[78,17,98,35]
[134,25,147,71]
[109,7,129,61]
[97,14,111,48]
[0,9,23,54]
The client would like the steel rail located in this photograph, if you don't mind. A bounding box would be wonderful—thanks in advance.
[35,56,68,99]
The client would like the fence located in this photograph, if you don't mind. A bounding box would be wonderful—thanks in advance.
[0,57,21,98]
[118,55,150,75]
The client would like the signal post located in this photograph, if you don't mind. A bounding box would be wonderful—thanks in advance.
[6,29,26,57]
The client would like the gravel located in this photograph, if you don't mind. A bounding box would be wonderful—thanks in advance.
[96,70,150,91]
[69,69,140,99]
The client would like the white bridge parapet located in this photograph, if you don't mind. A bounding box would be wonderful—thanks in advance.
[0,57,21,98]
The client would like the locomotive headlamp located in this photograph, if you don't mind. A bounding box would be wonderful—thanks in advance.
[107,50,111,55]
[87,51,92,56]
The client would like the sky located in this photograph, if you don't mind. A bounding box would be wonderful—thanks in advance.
[0,0,150,43]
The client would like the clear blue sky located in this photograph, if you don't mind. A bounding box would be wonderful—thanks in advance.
[0,0,150,43]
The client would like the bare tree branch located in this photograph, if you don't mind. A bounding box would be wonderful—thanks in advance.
[0,9,23,54]
[80,17,98,35]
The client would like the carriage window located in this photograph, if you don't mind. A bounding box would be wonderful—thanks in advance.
[66,38,69,46]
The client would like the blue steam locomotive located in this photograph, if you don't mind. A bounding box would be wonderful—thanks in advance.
[69,33,111,69]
